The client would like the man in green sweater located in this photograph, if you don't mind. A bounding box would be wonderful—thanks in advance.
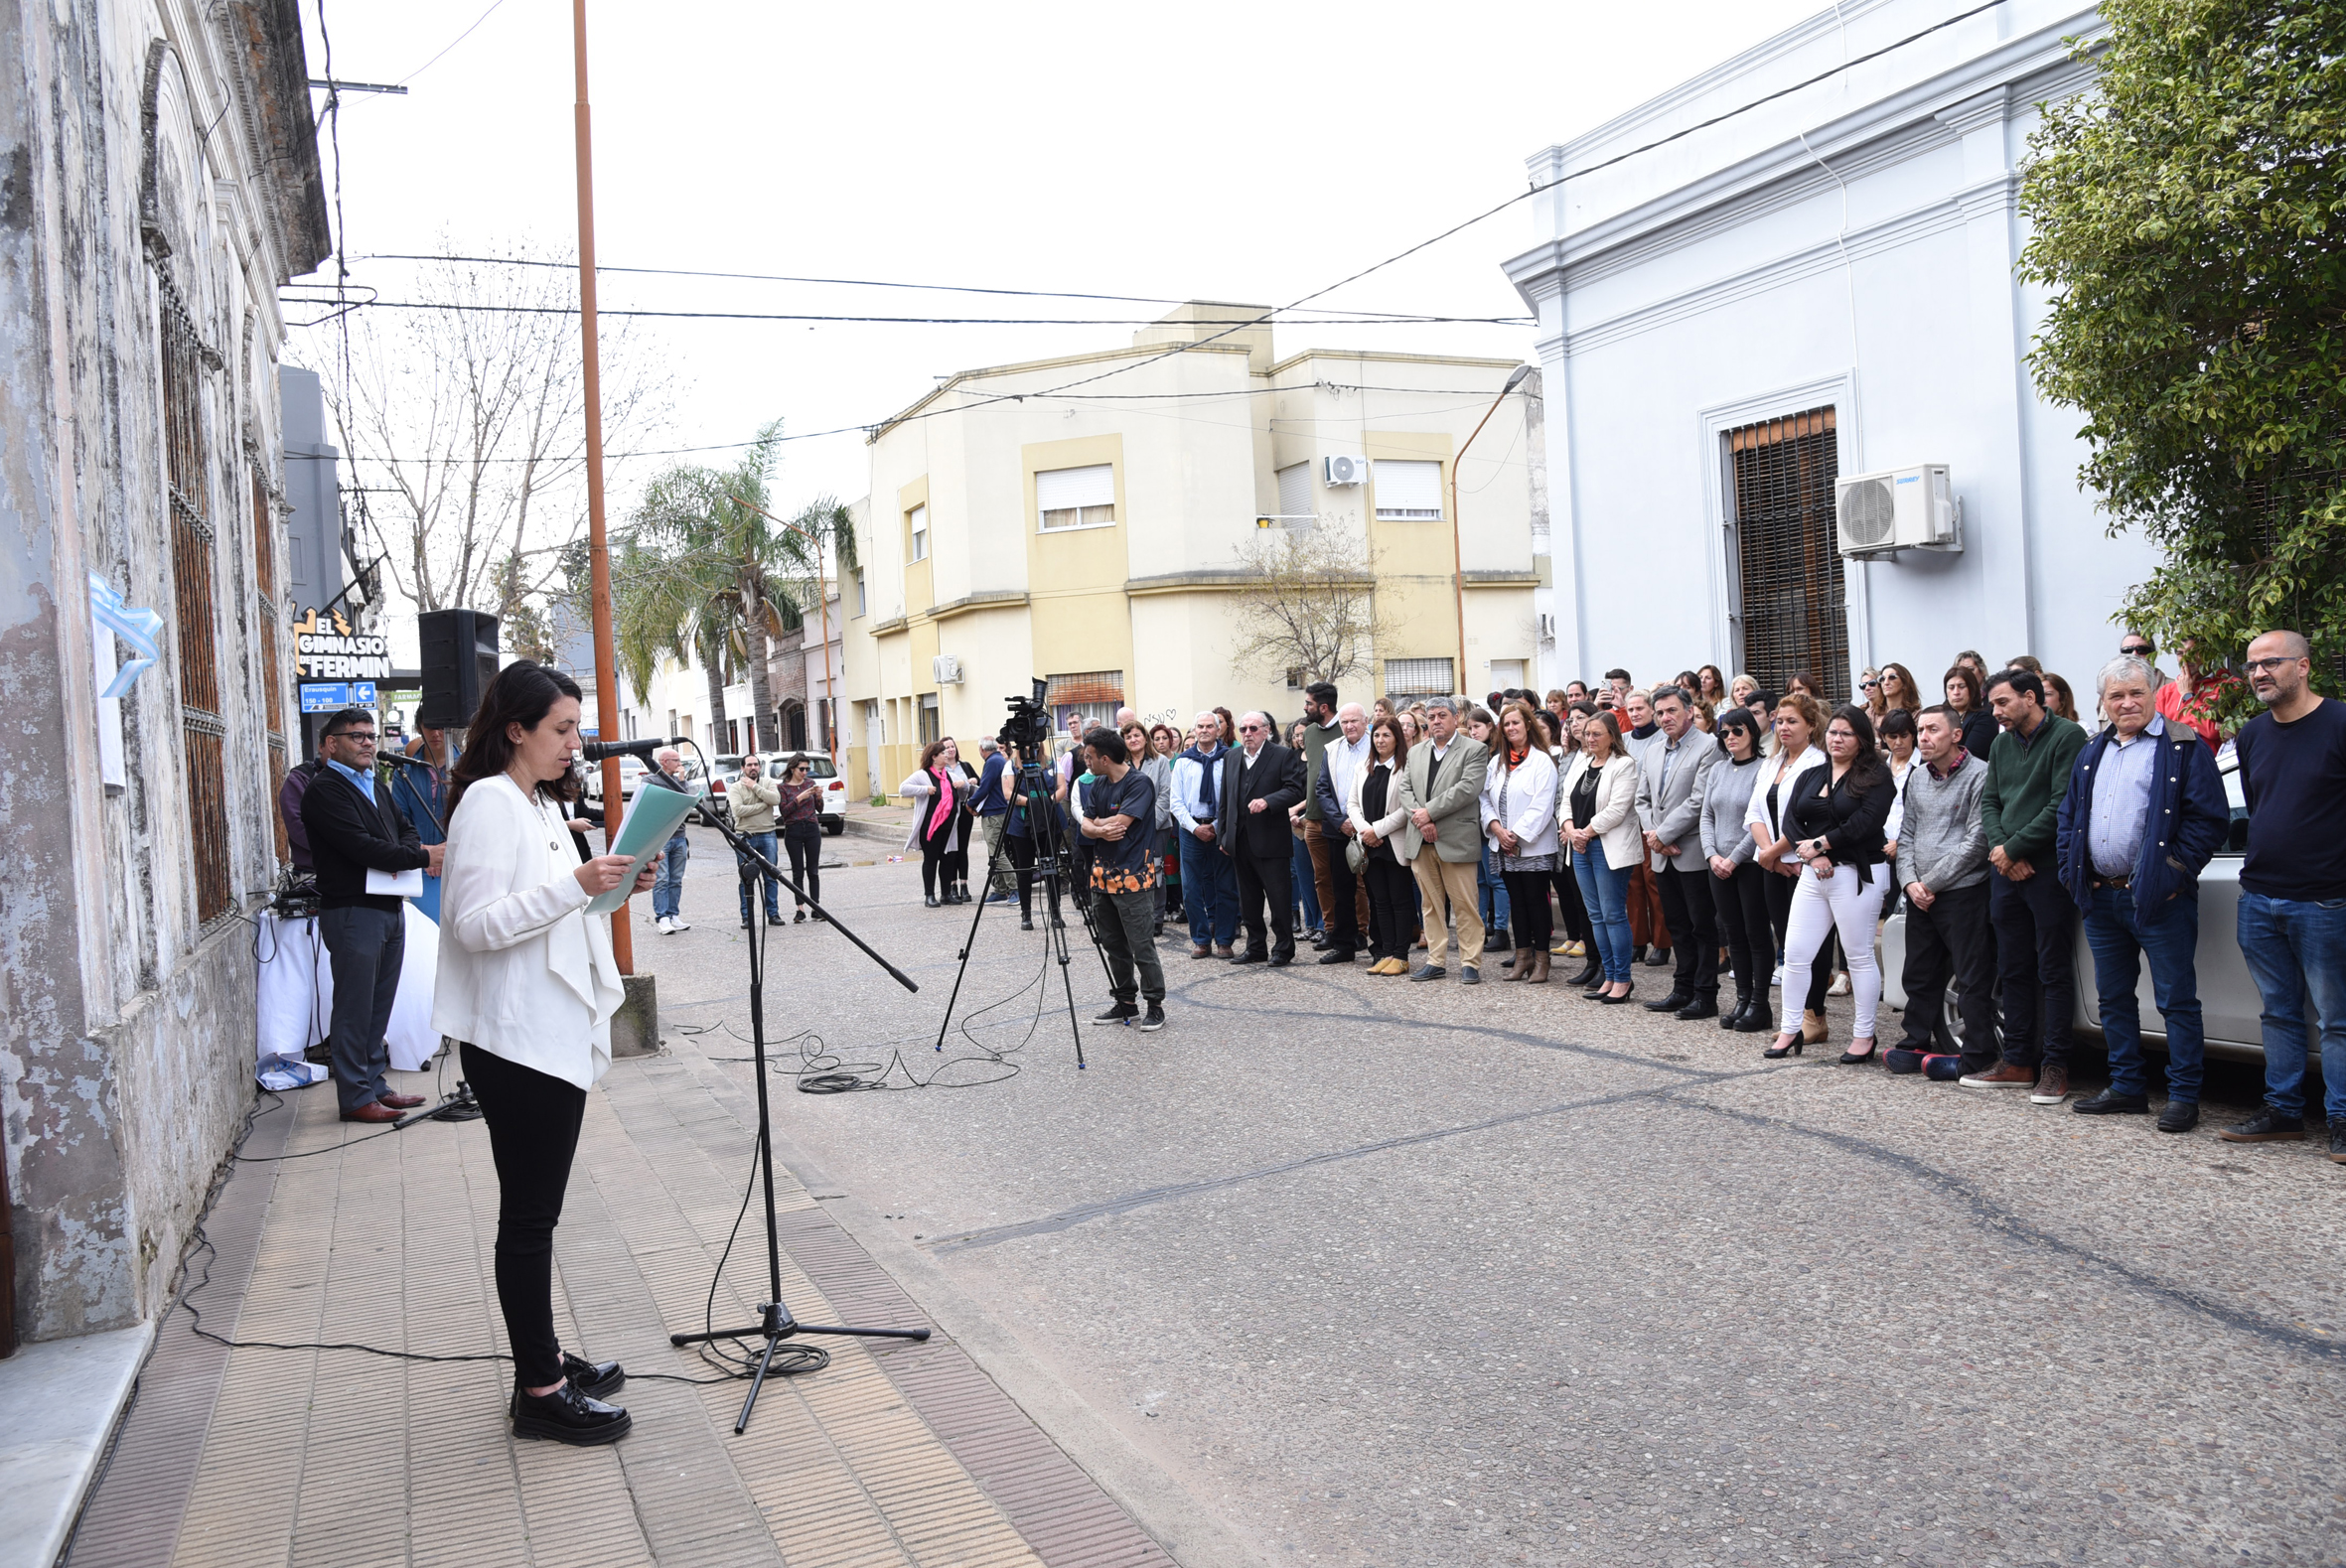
[1961,668,2091,1103]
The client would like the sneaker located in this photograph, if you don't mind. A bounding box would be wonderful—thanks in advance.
[657,916,676,934]
[2072,1088,2148,1115]
[2156,1100,2200,1134]
[1770,963,1785,989]
[1960,1062,2038,1089]
[1828,970,1852,997]
[2218,1107,2306,1143]
[1138,1005,1166,1033]
[2029,1067,2071,1105]
[1091,1003,1139,1026]
[671,918,690,931]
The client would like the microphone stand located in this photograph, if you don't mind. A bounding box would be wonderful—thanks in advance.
[662,752,930,1433]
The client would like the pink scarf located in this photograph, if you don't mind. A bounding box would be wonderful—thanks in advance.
[925,768,957,840]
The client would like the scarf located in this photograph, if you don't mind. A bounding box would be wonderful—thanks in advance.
[1506,743,1531,769]
[925,767,958,839]
[1178,743,1224,821]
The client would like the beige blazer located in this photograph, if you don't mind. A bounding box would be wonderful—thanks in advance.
[1346,757,1410,866]
[432,774,626,1089]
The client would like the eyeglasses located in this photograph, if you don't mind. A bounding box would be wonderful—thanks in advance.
[1859,679,1879,690]
[331,731,378,744]
[1239,722,1266,733]
[2120,643,2154,656]
[2244,656,2302,673]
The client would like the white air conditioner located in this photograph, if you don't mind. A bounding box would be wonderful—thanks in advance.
[932,653,963,685]
[1322,454,1369,487]
[1835,465,1960,556]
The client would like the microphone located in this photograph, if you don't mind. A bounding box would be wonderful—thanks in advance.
[581,736,683,764]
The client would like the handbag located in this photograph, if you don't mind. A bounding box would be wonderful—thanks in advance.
[1345,835,1367,874]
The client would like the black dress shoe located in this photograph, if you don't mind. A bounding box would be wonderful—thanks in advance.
[1597,982,1637,1005]
[1317,949,1357,964]
[1629,944,1647,964]
[1310,931,1332,950]
[1643,989,1692,1013]
[1720,997,1750,1031]
[562,1353,625,1400]
[1643,946,1675,967]
[512,1380,632,1445]
[1675,997,1718,1021]
[1230,949,1267,965]
[925,895,940,908]
[2156,1100,2200,1134]
[2073,1089,2149,1114]
[1268,952,1294,967]
[1486,928,1513,952]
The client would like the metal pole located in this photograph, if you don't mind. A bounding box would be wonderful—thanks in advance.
[572,0,632,976]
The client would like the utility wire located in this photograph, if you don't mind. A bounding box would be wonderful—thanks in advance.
[278,297,1533,328]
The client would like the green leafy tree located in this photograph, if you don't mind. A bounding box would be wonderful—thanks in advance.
[2017,0,2345,713]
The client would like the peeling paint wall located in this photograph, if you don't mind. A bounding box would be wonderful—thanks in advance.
[1,0,327,1343]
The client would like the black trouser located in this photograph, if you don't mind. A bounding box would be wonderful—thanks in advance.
[319,904,403,1112]
[1550,864,1590,945]
[1502,870,1554,951]
[784,821,821,910]
[1764,868,1834,1016]
[1095,887,1165,1005]
[920,826,953,899]
[1364,855,1415,961]
[1321,832,1363,954]
[1709,861,1771,1003]
[1899,879,1999,1069]
[1234,849,1294,959]
[459,1042,587,1391]
[1004,832,1038,918]
[1990,868,2077,1069]
[1657,862,1720,1000]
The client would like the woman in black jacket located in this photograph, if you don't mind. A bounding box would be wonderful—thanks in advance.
[1943,664,1998,761]
[1763,706,1898,1064]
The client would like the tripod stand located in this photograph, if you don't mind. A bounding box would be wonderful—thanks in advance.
[929,758,1112,1069]
[665,782,931,1435]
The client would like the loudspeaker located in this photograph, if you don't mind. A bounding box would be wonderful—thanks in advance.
[417,609,500,729]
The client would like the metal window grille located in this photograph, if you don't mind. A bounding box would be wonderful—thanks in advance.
[1045,669,1123,737]
[1385,656,1455,696]
[160,273,232,922]
[1728,406,1849,706]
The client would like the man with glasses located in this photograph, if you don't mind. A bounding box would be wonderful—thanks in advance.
[299,709,440,1123]
[2118,632,2170,690]
[2224,631,2346,1161]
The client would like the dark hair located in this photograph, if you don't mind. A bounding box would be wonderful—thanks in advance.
[1695,663,1727,699]
[918,738,950,773]
[1369,713,1408,765]
[1786,671,1822,696]
[1714,706,1764,758]
[1918,702,1961,728]
[1603,667,1632,684]
[1651,684,1691,711]
[2043,671,2076,717]
[2005,653,2043,675]
[1942,664,1982,712]
[1878,706,1917,741]
[1084,725,1128,765]
[1985,667,2046,706]
[1748,687,1779,714]
[1878,661,1921,713]
[1580,708,1624,757]
[1825,703,1886,789]
[1305,680,1339,711]
[1214,706,1237,749]
[449,660,583,811]
[323,707,375,738]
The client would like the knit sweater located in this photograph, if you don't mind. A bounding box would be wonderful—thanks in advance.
[1979,712,2088,864]
[1894,750,1989,893]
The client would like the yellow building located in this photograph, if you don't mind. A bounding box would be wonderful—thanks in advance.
[841,304,1541,799]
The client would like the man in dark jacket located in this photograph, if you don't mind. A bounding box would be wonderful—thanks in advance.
[2055,656,2229,1127]
[1961,669,2090,1103]
[1219,710,1307,965]
[299,709,438,1122]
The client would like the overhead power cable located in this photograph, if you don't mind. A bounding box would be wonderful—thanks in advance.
[277,296,1532,328]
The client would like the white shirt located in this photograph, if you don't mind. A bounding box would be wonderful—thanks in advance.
[1325,732,1371,811]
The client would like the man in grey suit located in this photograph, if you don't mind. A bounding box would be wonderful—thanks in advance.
[1636,685,1724,1019]
[1396,697,1492,984]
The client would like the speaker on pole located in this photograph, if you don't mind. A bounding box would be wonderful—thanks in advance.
[417,609,500,730]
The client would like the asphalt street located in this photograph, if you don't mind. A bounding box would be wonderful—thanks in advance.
[638,827,2345,1568]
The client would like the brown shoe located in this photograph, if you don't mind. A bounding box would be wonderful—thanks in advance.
[1190,945,1214,961]
[378,1092,427,1110]
[1959,1062,2038,1089]
[1214,944,1234,959]
[340,1101,401,1123]
[1801,1008,1829,1044]
[2028,1067,2071,1105]
[1525,949,1551,984]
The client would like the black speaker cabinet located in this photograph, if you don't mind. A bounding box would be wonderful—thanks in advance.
[416,609,500,729]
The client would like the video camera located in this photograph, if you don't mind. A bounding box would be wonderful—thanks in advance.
[1000,676,1053,759]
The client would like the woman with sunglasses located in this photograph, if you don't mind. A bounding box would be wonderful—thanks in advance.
[1700,707,1773,1033]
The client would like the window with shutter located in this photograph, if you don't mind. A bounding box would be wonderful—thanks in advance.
[1045,669,1123,735]
[1373,460,1443,520]
[1037,464,1115,531]
[908,504,929,562]
[1385,656,1455,696]
[1727,406,1847,703]
[1275,463,1313,527]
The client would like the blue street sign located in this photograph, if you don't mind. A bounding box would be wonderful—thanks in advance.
[353,681,376,705]
[300,682,351,713]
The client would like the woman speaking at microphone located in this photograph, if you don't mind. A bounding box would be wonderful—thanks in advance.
[436,661,656,1445]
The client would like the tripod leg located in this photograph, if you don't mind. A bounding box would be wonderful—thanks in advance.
[1045,875,1087,1070]
[735,1328,782,1435]
[931,842,1004,1052]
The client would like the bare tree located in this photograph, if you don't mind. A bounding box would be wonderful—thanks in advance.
[1225,528,1394,684]
[317,247,668,635]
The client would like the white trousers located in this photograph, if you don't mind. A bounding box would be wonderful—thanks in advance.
[1784,863,1882,1039]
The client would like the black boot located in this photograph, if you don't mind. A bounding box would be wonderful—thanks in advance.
[1487,927,1513,952]
[1564,957,1603,987]
[1734,996,1775,1034]
[1721,992,1751,1031]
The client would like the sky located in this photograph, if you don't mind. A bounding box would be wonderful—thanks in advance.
[291,0,1824,609]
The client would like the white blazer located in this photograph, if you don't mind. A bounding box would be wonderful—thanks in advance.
[1743,745,1829,849]
[432,774,627,1089]
[1557,752,1642,872]
[1480,749,1560,860]
[1346,757,1410,866]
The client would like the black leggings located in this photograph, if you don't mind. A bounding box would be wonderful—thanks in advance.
[1005,832,1038,917]
[1549,865,1590,944]
[1364,854,1416,961]
[920,830,953,898]
[1762,866,1835,1015]
[784,822,821,910]
[1502,869,1554,950]
[1710,860,1772,999]
[459,1042,587,1390]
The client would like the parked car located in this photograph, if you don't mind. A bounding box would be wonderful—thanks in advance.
[582,755,717,824]
[1879,749,2267,1063]
[700,754,747,819]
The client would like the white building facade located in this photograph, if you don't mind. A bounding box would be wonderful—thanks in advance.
[1508,0,2154,701]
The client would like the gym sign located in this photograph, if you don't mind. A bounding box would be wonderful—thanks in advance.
[294,606,391,682]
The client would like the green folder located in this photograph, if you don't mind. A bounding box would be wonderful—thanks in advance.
[584,783,701,915]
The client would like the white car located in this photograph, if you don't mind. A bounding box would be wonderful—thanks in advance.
[702,752,848,835]
[1880,752,2266,1063]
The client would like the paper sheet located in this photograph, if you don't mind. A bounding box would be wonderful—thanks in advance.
[366,866,425,897]
[586,783,701,915]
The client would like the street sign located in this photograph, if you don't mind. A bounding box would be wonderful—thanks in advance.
[300,681,377,713]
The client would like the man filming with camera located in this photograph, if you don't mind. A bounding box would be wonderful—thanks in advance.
[1076,725,1166,1032]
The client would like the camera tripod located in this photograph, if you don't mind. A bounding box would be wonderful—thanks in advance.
[664,747,932,1434]
[929,758,1114,1069]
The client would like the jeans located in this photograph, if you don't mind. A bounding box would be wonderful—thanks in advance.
[1990,868,2079,1069]
[1291,834,1323,934]
[2236,891,2346,1120]
[784,821,822,911]
[319,904,403,1112]
[1180,829,1239,946]
[1095,886,1165,1006]
[1479,842,1512,934]
[653,831,689,922]
[1573,845,1634,983]
[460,1042,587,1390]
[736,830,782,924]
[2084,885,2203,1101]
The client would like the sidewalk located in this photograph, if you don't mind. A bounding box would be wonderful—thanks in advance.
[68,1027,1179,1568]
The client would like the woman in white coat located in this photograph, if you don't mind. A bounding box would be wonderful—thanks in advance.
[1557,709,1644,1002]
[1346,713,1416,974]
[1482,700,1561,982]
[436,661,654,1447]
[899,737,977,906]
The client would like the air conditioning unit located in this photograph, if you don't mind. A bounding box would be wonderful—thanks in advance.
[1835,465,1960,556]
[1322,454,1369,487]
[932,653,963,684]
